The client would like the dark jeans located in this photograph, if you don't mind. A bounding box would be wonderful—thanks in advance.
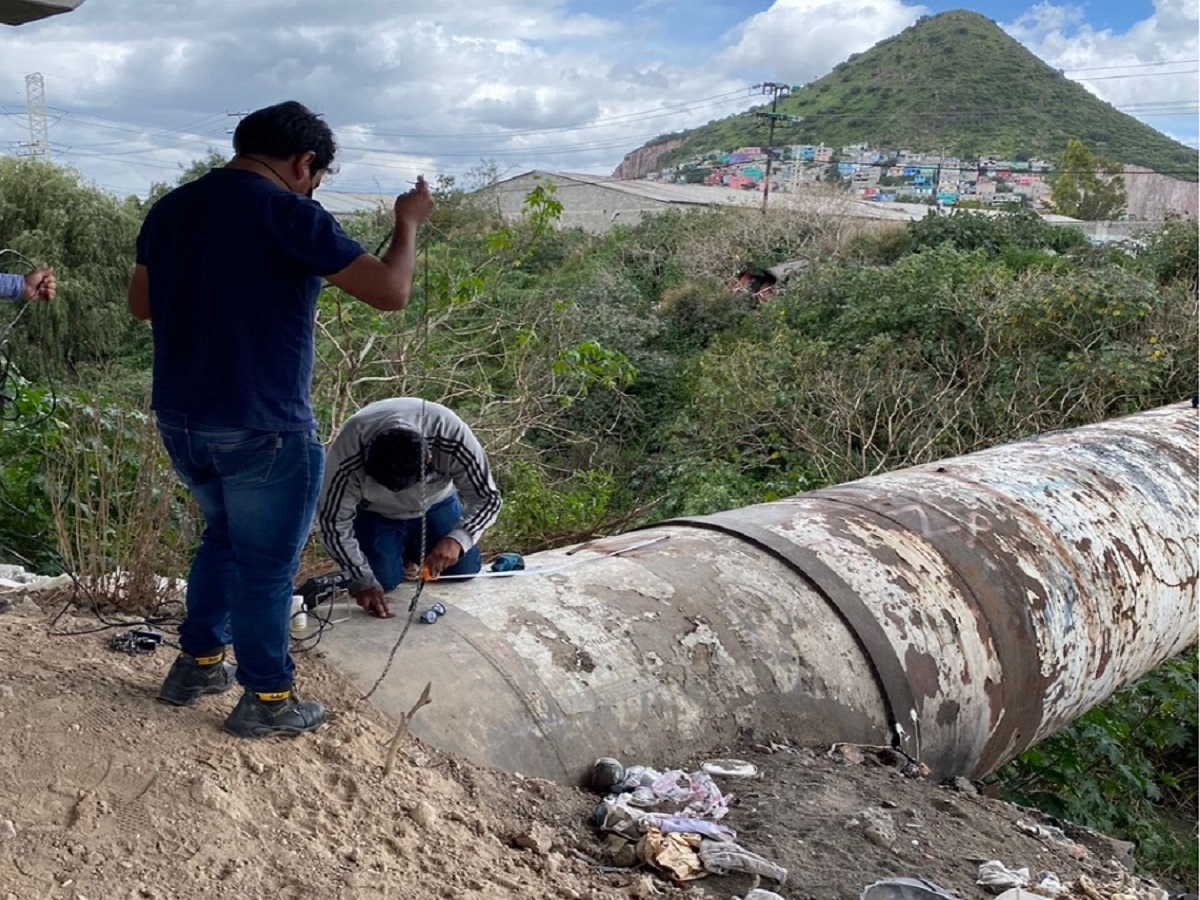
[157,413,323,693]
[354,494,482,591]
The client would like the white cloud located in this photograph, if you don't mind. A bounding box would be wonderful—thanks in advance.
[1004,0,1199,109]
[718,0,927,83]
[0,0,1193,197]
[0,0,758,195]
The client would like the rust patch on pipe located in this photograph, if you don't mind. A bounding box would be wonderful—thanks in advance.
[816,487,1052,776]
[903,646,941,703]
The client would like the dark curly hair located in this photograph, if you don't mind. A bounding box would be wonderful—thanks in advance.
[232,100,336,176]
[363,428,429,491]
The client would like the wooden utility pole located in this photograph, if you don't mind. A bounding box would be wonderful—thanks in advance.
[753,83,800,214]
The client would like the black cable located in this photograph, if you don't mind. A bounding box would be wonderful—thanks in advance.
[289,591,341,654]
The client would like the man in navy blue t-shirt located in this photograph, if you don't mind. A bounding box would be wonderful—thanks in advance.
[129,100,433,739]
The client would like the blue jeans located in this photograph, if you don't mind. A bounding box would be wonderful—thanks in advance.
[354,494,482,591]
[157,413,323,693]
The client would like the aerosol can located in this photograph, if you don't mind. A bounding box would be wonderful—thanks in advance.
[420,603,447,625]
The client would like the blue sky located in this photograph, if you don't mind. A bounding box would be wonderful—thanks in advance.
[928,0,1154,30]
[0,0,1194,196]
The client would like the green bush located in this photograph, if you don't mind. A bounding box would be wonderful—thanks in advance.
[491,460,621,552]
[906,208,1087,256]
[1135,217,1199,286]
[0,376,59,571]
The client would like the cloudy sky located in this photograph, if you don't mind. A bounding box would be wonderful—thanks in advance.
[0,0,1195,198]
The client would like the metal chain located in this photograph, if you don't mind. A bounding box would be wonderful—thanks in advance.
[362,397,430,701]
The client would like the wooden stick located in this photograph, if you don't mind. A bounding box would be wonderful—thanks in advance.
[383,681,433,776]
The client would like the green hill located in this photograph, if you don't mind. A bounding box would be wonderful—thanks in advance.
[630,9,1198,180]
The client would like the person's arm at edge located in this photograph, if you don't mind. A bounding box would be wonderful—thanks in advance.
[128,264,150,320]
[0,273,24,301]
[316,432,376,591]
[325,177,434,312]
[1,269,55,302]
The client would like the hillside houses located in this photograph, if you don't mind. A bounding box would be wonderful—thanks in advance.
[668,143,1059,211]
[473,171,1160,245]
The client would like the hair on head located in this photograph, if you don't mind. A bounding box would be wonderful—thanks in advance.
[233,100,337,175]
[363,428,428,491]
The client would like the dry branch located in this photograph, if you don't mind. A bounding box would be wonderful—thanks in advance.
[383,681,433,776]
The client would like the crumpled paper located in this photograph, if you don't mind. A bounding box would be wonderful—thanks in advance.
[636,829,706,881]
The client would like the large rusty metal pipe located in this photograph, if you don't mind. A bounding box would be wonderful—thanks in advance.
[322,403,1198,780]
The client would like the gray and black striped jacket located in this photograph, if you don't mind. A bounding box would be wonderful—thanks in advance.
[317,398,501,592]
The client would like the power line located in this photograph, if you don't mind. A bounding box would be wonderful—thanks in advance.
[1063,59,1199,73]
[8,85,1198,196]
[1075,70,1198,81]
[364,90,754,139]
[17,89,1199,159]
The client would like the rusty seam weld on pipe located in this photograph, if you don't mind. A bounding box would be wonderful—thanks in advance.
[651,515,921,758]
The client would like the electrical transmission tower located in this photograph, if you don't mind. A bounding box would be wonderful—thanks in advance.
[25,72,50,159]
[753,83,801,214]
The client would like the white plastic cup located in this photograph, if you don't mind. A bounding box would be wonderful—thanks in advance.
[290,594,308,635]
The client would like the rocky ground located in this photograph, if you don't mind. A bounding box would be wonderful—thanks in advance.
[0,590,1188,900]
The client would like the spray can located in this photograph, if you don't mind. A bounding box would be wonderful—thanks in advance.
[290,594,308,635]
[420,603,446,625]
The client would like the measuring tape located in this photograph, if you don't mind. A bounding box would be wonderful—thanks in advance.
[426,533,670,581]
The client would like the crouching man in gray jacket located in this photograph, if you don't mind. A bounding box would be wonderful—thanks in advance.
[317,398,502,618]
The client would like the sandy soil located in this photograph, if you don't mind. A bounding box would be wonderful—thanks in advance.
[0,597,1182,900]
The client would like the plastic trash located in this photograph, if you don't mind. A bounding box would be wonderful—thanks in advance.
[977,861,1030,894]
[861,878,960,900]
[1016,819,1074,846]
[590,757,625,792]
[1031,871,1066,897]
[699,840,787,883]
[701,758,759,778]
[290,595,308,634]
[649,814,735,842]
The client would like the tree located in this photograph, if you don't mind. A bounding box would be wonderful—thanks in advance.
[0,157,144,375]
[1051,139,1126,220]
[141,150,228,209]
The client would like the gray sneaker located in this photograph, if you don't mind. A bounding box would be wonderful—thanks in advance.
[157,651,235,706]
[223,689,326,739]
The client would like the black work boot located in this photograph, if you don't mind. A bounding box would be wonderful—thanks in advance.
[157,650,235,706]
[223,689,326,739]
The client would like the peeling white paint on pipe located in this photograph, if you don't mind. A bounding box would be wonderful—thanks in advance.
[320,402,1198,781]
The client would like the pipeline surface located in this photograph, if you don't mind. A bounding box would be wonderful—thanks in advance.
[320,403,1198,781]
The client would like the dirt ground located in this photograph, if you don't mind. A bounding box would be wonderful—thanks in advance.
[0,596,1185,900]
